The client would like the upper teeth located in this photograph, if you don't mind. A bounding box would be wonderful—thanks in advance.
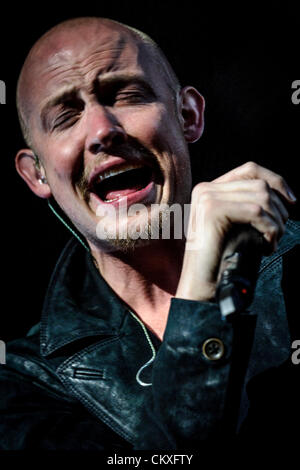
[97,163,144,183]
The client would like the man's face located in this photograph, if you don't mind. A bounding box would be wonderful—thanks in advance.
[24,22,194,251]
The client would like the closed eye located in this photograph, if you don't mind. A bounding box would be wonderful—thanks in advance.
[52,110,81,130]
[115,90,148,104]
[51,96,84,131]
[97,79,155,107]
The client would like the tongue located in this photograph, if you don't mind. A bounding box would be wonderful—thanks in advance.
[100,167,152,201]
[104,185,144,201]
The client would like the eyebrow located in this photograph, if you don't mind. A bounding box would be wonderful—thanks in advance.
[40,71,152,128]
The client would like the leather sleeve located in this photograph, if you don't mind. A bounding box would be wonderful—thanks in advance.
[135,298,256,449]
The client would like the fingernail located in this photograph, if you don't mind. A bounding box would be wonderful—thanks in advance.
[287,189,297,202]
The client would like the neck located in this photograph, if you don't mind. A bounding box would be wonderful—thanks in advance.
[89,238,185,340]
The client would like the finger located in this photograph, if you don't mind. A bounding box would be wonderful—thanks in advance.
[270,190,289,224]
[194,179,289,228]
[213,161,297,203]
[220,202,280,251]
[194,199,282,252]
[197,190,287,240]
[196,179,272,194]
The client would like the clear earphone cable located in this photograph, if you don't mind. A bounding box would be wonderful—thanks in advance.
[48,200,90,253]
[128,310,156,387]
[47,198,156,387]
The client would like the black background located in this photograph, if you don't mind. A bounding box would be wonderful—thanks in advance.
[1,0,299,341]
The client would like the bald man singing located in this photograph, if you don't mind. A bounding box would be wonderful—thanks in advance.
[0,17,299,449]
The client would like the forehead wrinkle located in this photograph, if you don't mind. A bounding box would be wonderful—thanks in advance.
[36,36,139,104]
[45,45,129,77]
[39,62,143,112]
[17,17,179,146]
[39,68,147,128]
[40,69,149,125]
[97,70,146,83]
[21,21,137,90]
[38,28,134,75]
[78,35,129,71]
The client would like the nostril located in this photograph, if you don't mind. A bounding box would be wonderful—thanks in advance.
[112,131,126,147]
[89,140,104,155]
[88,127,126,154]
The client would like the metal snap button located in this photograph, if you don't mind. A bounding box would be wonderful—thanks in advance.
[202,338,225,360]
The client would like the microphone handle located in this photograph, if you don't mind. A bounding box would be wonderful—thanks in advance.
[215,224,264,319]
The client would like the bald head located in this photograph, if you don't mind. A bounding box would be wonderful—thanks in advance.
[16,17,180,149]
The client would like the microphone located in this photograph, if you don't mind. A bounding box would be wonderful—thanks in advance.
[215,224,265,319]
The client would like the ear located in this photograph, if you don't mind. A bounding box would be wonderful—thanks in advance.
[179,86,205,143]
[15,148,52,199]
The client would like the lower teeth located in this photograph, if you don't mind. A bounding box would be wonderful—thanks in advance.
[105,196,121,202]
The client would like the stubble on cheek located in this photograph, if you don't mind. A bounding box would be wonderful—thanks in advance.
[76,170,90,203]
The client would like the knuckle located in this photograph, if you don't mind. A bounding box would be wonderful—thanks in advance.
[191,182,209,198]
[254,178,269,192]
[199,191,213,203]
[243,161,258,175]
[191,185,218,216]
[248,203,263,218]
[200,195,216,213]
[259,190,271,206]
[269,174,287,193]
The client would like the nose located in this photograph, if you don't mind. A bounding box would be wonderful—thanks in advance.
[86,105,127,154]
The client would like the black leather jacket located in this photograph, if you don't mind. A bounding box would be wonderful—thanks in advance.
[0,220,299,449]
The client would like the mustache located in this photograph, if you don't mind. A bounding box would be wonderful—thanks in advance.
[76,137,161,201]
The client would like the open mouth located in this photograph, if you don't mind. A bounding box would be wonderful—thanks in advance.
[90,163,158,203]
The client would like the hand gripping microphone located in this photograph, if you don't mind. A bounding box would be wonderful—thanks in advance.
[215,224,265,319]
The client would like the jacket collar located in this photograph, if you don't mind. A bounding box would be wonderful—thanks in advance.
[40,238,158,445]
[40,238,129,357]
